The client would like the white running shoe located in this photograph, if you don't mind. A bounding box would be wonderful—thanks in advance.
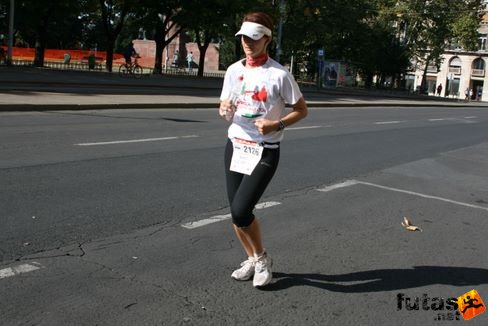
[253,252,273,287]
[231,256,257,281]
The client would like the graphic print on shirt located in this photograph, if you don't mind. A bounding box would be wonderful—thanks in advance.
[235,80,269,119]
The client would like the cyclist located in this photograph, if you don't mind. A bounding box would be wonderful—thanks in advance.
[123,42,138,65]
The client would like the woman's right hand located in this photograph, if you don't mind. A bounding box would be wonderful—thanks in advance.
[219,100,235,122]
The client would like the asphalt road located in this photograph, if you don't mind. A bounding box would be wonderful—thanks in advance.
[1,106,488,325]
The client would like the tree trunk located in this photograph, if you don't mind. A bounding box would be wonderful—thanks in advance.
[153,22,182,75]
[105,39,115,72]
[365,74,373,88]
[421,57,430,94]
[196,30,211,77]
[33,21,48,67]
[99,0,129,74]
[197,43,209,77]
[33,39,45,67]
[153,21,164,74]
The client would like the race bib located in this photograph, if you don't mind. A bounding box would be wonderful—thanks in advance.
[230,138,263,175]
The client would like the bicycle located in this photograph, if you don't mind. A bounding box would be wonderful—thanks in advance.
[119,55,143,78]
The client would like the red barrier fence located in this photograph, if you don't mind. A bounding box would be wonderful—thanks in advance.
[0,46,123,63]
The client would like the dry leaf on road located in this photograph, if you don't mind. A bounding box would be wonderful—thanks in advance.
[401,216,423,232]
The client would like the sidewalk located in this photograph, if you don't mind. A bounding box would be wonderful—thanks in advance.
[1,67,486,110]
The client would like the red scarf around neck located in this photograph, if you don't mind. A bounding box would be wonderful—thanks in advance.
[246,53,268,67]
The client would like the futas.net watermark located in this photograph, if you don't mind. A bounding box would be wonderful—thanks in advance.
[397,290,485,321]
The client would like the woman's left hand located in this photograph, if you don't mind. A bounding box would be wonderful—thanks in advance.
[254,119,278,135]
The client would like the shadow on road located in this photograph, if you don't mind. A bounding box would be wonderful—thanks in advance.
[263,266,488,292]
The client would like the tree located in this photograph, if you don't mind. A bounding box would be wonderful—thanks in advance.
[350,0,411,87]
[451,10,482,51]
[6,0,83,66]
[97,0,137,72]
[179,0,251,76]
[283,0,382,82]
[132,0,184,74]
[0,0,8,45]
[398,0,483,91]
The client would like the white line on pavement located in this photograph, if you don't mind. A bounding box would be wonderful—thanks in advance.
[181,201,281,229]
[374,121,404,125]
[317,180,359,192]
[355,180,488,212]
[74,135,199,146]
[182,214,232,229]
[287,126,322,130]
[428,118,446,122]
[254,201,281,209]
[0,262,43,280]
[317,180,488,212]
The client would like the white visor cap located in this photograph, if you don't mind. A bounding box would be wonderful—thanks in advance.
[235,22,272,40]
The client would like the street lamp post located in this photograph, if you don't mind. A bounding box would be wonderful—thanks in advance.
[275,0,284,63]
[8,0,14,65]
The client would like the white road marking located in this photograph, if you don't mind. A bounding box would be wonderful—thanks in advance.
[75,135,199,146]
[181,201,281,229]
[255,201,281,209]
[317,180,488,212]
[0,262,43,280]
[317,180,359,192]
[182,214,232,229]
[464,116,477,119]
[287,126,322,131]
[355,181,488,212]
[428,118,446,122]
[374,121,404,125]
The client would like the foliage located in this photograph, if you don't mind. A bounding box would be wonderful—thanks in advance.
[129,0,185,74]
[97,0,138,71]
[451,6,482,51]
[179,0,247,76]
[0,0,9,45]
[11,0,84,66]
[0,0,484,85]
[283,0,390,81]
[394,0,482,89]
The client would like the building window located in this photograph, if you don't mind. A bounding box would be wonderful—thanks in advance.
[472,58,485,77]
[473,58,485,70]
[480,37,487,51]
[449,57,462,75]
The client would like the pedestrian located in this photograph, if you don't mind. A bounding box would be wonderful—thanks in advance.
[436,83,442,96]
[186,51,193,71]
[465,87,470,102]
[172,50,179,68]
[0,47,6,64]
[469,88,473,101]
[477,88,482,101]
[219,12,308,288]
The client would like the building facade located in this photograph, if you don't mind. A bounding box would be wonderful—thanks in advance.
[408,1,488,101]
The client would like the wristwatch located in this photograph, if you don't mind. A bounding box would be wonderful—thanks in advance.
[277,120,286,131]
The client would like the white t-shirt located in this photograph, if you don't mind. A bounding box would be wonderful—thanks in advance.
[220,57,303,143]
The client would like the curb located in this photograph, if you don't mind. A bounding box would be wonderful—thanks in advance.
[0,79,223,91]
[0,101,479,112]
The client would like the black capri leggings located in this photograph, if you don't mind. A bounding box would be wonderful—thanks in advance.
[224,139,280,227]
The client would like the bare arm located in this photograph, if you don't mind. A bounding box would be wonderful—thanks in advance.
[254,96,308,135]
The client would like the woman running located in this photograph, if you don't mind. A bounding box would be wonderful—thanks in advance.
[219,11,308,287]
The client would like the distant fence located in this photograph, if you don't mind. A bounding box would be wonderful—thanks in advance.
[0,46,225,78]
[0,46,123,62]
[0,58,226,78]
